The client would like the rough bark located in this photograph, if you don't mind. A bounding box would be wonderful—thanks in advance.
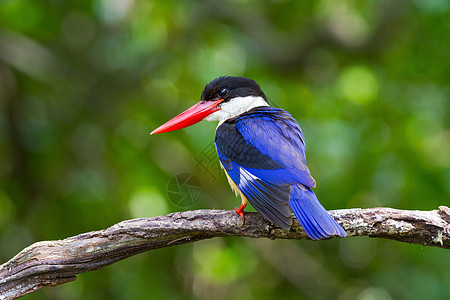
[1,206,449,299]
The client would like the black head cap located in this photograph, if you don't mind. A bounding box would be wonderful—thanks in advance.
[201,76,268,103]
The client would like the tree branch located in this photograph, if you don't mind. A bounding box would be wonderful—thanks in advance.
[1,206,449,299]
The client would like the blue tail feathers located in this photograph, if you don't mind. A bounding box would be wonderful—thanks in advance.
[289,185,346,240]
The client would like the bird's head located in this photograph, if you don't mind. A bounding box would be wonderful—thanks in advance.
[151,76,269,134]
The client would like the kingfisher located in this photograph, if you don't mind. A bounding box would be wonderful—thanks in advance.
[151,76,346,240]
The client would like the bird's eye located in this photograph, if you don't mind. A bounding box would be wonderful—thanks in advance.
[218,89,229,98]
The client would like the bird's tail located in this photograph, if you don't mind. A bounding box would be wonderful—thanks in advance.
[289,184,346,240]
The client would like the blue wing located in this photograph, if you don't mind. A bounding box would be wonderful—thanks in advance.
[215,107,316,230]
[234,107,316,187]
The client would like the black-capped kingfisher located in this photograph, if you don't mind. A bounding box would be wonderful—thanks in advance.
[151,76,346,240]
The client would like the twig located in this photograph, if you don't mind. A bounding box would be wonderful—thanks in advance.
[1,206,449,299]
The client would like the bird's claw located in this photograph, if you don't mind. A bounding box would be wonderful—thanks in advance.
[234,203,247,222]
[234,207,245,221]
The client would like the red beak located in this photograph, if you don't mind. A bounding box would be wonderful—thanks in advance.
[150,99,223,135]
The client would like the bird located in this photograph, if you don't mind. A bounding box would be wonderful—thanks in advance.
[151,76,346,240]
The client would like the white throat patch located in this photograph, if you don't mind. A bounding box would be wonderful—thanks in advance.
[204,96,269,124]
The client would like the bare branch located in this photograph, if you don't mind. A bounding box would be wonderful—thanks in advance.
[1,206,449,299]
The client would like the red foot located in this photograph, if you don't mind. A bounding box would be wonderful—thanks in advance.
[234,203,247,222]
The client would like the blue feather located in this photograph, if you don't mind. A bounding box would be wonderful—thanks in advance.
[289,185,346,240]
[235,108,315,188]
[215,107,346,239]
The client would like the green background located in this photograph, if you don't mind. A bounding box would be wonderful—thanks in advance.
[0,0,449,299]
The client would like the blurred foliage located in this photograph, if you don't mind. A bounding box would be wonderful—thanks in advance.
[0,0,449,299]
